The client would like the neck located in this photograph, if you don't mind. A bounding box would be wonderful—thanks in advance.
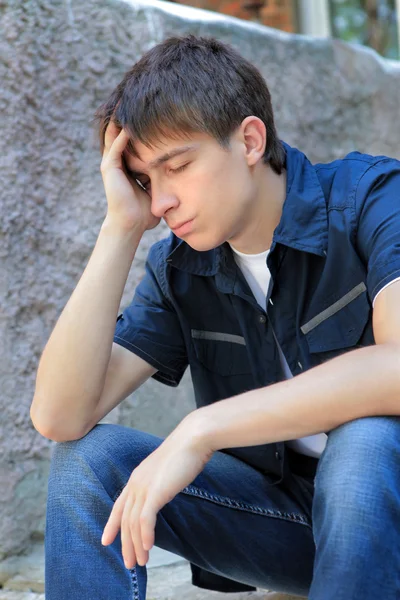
[228,163,287,254]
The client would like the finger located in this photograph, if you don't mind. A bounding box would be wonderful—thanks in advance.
[130,497,149,567]
[140,503,157,553]
[102,487,127,546]
[103,122,130,165]
[103,119,122,152]
[121,495,137,570]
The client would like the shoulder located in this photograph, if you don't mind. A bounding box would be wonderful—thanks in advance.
[313,150,399,210]
[352,154,400,213]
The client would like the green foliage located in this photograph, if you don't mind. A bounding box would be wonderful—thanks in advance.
[329,0,399,59]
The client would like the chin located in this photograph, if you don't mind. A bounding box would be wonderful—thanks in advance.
[185,232,227,252]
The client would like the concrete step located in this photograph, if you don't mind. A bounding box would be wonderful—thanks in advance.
[0,543,305,600]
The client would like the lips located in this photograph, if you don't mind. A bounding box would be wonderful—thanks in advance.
[171,219,192,230]
[170,219,194,236]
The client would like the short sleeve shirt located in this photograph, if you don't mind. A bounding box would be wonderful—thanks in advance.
[113,141,400,594]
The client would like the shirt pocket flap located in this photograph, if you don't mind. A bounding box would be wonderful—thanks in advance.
[191,329,252,375]
[301,282,371,353]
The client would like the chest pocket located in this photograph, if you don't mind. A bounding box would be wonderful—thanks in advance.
[301,282,371,353]
[191,329,252,376]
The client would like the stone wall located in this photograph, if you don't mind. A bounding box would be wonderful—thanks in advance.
[0,0,399,561]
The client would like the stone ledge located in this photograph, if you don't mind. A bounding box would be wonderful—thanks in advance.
[0,543,305,600]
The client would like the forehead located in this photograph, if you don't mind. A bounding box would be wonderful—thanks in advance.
[123,131,213,172]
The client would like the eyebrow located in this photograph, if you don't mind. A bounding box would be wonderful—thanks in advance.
[127,144,198,176]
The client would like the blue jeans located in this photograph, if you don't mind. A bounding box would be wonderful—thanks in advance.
[45,416,400,599]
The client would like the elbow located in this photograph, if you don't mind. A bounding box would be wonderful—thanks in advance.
[30,402,87,443]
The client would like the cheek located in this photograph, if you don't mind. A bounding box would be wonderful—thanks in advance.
[204,163,238,207]
[190,159,251,225]
[213,165,252,221]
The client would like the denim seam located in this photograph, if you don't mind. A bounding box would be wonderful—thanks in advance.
[113,477,311,600]
[181,484,312,528]
[130,569,140,600]
[115,483,311,530]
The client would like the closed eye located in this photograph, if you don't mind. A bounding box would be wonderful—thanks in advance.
[134,163,189,191]
[170,163,189,174]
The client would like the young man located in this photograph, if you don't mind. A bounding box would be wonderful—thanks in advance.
[32,35,400,599]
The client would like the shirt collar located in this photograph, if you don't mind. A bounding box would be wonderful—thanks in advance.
[166,141,328,275]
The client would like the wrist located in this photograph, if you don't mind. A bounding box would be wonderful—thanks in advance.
[101,214,146,239]
[183,407,218,454]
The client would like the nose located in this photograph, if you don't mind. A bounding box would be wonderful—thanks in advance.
[150,188,179,219]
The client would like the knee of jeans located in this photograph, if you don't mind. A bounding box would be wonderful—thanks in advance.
[314,416,400,508]
[323,415,400,462]
[50,423,150,471]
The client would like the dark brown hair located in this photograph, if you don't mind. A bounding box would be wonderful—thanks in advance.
[93,34,285,174]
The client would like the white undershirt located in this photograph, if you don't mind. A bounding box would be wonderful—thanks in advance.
[229,244,327,458]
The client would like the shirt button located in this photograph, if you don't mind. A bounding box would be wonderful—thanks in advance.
[298,361,303,370]
[258,314,267,324]
[275,451,281,460]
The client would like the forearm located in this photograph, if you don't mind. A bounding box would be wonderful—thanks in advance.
[31,217,143,432]
[195,343,400,452]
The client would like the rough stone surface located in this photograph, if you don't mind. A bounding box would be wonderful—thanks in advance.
[1,0,399,596]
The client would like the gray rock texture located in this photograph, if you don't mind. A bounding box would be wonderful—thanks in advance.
[1,0,399,596]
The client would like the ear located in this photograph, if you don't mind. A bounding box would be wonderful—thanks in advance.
[241,116,267,167]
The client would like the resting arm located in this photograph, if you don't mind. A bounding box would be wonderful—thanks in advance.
[192,281,400,452]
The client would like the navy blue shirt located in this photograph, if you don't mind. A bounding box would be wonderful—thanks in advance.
[113,141,400,593]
